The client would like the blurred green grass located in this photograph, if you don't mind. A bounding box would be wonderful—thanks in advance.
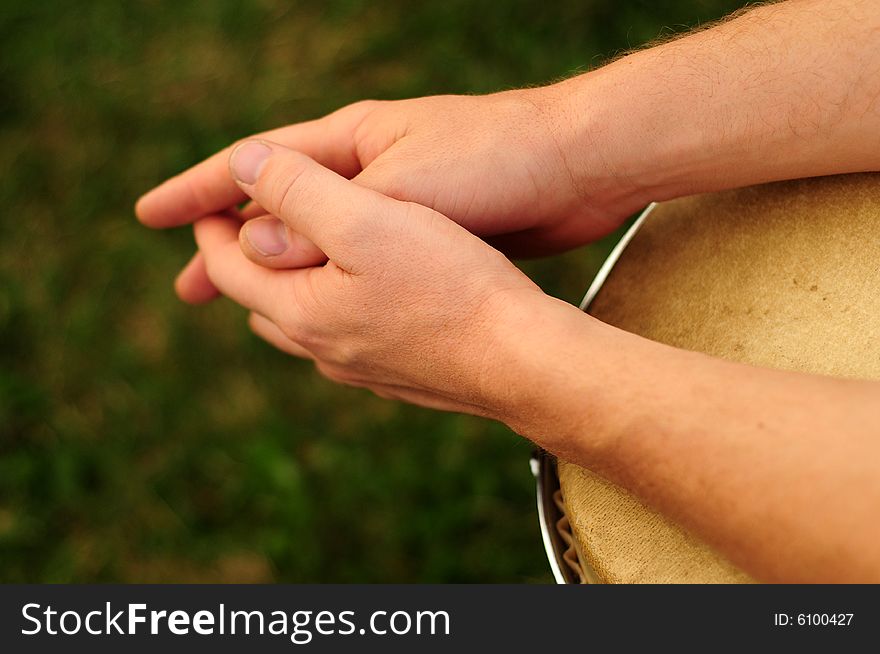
[0,0,743,582]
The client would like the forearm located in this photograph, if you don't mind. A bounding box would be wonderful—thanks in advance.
[553,0,880,211]
[496,295,880,583]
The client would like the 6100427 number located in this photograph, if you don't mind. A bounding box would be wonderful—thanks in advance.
[773,613,853,626]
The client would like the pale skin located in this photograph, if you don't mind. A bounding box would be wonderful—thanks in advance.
[136,0,880,582]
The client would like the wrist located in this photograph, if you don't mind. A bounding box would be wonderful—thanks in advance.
[549,54,708,213]
[517,81,652,232]
[480,289,626,462]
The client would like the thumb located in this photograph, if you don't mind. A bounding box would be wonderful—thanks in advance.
[229,140,401,272]
[239,215,328,269]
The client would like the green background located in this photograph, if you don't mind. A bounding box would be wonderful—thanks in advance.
[0,0,743,582]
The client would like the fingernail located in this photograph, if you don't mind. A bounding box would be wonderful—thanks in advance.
[230,141,271,184]
[246,219,288,256]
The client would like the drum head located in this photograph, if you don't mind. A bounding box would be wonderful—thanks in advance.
[555,173,880,583]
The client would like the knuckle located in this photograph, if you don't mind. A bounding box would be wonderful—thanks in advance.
[182,174,216,214]
[371,387,395,401]
[263,155,312,217]
[349,98,384,114]
[284,319,365,371]
[282,317,318,352]
[327,341,363,368]
[276,275,325,345]
[276,309,312,349]
[288,320,353,363]
[314,361,338,382]
[314,361,360,385]
[357,156,403,197]
[350,101,403,166]
[247,313,261,334]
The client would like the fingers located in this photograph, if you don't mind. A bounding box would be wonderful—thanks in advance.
[193,215,304,321]
[239,216,328,269]
[248,312,314,359]
[136,102,380,229]
[174,251,220,304]
[228,140,408,271]
[173,204,261,305]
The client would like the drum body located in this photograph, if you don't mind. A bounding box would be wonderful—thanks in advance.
[537,173,880,583]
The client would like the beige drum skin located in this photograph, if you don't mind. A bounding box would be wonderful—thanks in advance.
[551,173,880,584]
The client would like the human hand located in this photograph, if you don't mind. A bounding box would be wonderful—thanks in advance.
[192,138,551,420]
[136,88,641,303]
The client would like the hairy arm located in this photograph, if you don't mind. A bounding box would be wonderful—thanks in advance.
[495,295,880,583]
[554,0,880,212]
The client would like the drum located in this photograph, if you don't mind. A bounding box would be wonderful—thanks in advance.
[534,173,880,584]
